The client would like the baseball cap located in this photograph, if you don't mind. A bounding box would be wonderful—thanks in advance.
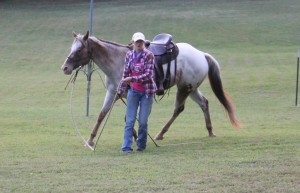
[132,32,145,42]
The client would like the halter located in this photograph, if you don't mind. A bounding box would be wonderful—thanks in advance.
[67,37,93,66]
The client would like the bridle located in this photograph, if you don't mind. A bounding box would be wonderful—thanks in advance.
[64,38,94,90]
[67,37,93,67]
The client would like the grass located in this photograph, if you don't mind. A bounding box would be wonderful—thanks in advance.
[0,0,299,192]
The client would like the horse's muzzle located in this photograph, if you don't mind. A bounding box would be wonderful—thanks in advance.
[61,64,72,75]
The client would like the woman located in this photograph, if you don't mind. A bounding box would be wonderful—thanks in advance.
[118,32,157,153]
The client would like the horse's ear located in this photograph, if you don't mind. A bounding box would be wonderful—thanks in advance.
[83,31,89,41]
[72,31,78,38]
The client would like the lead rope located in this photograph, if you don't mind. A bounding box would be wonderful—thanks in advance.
[68,63,102,151]
[69,66,95,151]
[93,85,160,151]
[68,65,159,151]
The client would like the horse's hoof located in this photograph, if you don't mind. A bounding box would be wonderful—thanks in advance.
[209,134,216,137]
[133,136,137,141]
[156,90,164,96]
[87,140,95,147]
[154,135,164,140]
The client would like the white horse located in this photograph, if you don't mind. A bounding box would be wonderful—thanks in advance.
[61,31,241,147]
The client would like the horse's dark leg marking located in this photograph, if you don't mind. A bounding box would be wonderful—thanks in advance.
[155,87,189,140]
[189,90,216,137]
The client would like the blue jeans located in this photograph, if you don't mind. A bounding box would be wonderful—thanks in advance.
[121,89,154,152]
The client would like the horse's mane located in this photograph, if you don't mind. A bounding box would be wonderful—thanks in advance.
[89,36,131,49]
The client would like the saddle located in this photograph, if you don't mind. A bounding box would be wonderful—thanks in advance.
[146,34,179,95]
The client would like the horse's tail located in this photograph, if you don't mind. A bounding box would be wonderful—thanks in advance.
[205,53,241,128]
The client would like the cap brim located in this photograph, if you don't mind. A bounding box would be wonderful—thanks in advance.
[133,38,145,42]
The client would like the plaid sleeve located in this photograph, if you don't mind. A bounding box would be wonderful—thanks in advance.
[119,52,132,92]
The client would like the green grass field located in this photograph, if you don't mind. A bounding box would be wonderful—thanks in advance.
[0,0,299,192]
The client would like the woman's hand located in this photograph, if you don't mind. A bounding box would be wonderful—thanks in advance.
[117,90,124,98]
[122,77,132,84]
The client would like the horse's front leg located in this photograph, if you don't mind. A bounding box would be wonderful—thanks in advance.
[87,91,115,146]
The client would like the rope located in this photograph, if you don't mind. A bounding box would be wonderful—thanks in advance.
[69,66,95,151]
[68,64,198,152]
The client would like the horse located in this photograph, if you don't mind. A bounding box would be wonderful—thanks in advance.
[61,31,241,147]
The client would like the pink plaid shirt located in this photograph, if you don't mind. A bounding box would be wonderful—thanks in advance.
[119,49,157,96]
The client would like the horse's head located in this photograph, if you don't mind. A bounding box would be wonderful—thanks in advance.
[61,31,91,75]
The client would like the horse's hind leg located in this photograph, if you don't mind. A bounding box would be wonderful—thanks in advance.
[154,89,189,140]
[189,90,216,137]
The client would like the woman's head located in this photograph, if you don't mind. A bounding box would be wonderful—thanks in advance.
[132,32,145,52]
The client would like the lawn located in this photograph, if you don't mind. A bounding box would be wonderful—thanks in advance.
[0,0,299,192]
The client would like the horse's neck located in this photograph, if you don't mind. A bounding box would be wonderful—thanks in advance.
[88,37,129,86]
